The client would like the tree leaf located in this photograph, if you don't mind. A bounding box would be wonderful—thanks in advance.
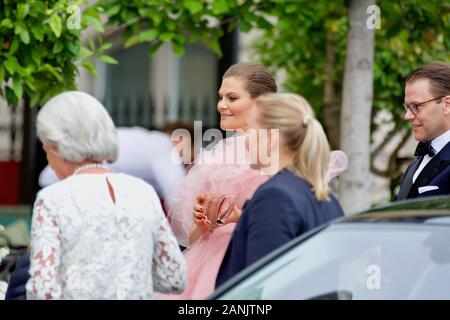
[32,51,41,65]
[385,21,403,39]
[13,79,23,99]
[184,0,203,15]
[82,61,97,77]
[159,32,174,42]
[212,0,229,15]
[19,29,30,44]
[53,41,64,54]
[5,86,18,106]
[124,35,139,48]
[8,40,19,54]
[88,36,95,51]
[30,93,41,108]
[106,4,121,16]
[97,55,118,64]
[99,42,112,51]
[152,14,162,26]
[209,39,222,57]
[66,42,79,56]
[49,14,62,38]
[240,19,252,32]
[4,57,20,75]
[148,42,163,58]
[80,46,93,58]
[0,19,14,29]
[285,4,297,14]
[17,3,30,20]
[41,64,63,81]
[23,76,36,91]
[31,27,45,42]
[86,15,104,33]
[139,29,158,42]
[121,9,136,21]
[172,43,185,56]
[0,66,5,82]
[256,16,272,29]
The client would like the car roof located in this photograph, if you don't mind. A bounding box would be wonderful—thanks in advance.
[338,195,450,224]
[210,196,450,299]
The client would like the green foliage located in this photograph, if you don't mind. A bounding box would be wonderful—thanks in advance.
[3,0,446,115]
[95,0,275,58]
[371,1,449,131]
[256,0,348,123]
[254,0,449,136]
[0,0,117,106]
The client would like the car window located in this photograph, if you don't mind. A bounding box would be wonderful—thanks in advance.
[217,223,450,300]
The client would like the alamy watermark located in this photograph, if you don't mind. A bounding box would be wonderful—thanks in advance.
[366,5,381,30]
[169,121,280,175]
[67,5,82,30]
[366,264,381,290]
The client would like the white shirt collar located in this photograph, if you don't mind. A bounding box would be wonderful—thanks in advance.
[431,130,450,154]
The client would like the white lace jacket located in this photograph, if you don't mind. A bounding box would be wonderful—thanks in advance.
[26,173,186,300]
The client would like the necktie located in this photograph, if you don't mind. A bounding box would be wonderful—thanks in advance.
[414,141,436,157]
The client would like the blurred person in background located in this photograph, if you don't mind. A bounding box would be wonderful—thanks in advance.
[39,125,186,210]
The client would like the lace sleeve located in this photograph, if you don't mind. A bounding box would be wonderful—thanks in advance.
[152,206,187,295]
[26,195,62,300]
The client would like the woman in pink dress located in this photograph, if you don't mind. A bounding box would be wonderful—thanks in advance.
[159,63,348,299]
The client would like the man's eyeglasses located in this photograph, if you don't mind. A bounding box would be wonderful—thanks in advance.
[403,96,445,115]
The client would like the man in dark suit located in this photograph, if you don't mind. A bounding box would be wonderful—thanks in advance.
[5,253,29,300]
[397,62,450,200]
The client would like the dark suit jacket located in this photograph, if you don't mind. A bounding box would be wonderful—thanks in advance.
[5,253,30,300]
[397,141,450,200]
[215,169,344,289]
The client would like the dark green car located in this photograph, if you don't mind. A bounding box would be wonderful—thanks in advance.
[211,196,450,300]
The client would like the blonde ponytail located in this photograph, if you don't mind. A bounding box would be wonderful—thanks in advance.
[254,93,331,201]
[290,117,330,201]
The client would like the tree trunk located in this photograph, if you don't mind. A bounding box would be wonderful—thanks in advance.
[323,29,340,149]
[19,97,46,205]
[19,95,37,204]
[338,0,376,214]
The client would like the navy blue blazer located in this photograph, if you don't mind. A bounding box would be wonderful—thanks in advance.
[5,252,30,300]
[215,169,344,288]
[397,141,450,200]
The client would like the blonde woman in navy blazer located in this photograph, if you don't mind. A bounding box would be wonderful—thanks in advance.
[215,93,344,288]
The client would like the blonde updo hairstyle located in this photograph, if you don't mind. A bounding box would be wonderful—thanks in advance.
[254,93,331,201]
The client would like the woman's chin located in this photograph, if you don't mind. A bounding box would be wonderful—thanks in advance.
[220,121,235,131]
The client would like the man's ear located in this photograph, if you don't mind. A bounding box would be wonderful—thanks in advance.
[443,95,450,115]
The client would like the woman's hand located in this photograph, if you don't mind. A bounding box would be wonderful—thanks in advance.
[192,194,221,228]
[189,194,241,245]
[192,202,212,226]
[189,194,218,244]
[193,194,240,226]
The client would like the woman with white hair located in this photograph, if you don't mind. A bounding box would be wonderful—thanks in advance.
[26,91,186,299]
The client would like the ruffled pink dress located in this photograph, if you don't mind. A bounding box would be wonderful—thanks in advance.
[156,135,348,300]
[155,135,267,299]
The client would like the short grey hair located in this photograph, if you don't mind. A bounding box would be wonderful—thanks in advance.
[37,91,118,163]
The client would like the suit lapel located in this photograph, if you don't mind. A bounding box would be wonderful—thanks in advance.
[398,157,422,200]
[409,141,450,198]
